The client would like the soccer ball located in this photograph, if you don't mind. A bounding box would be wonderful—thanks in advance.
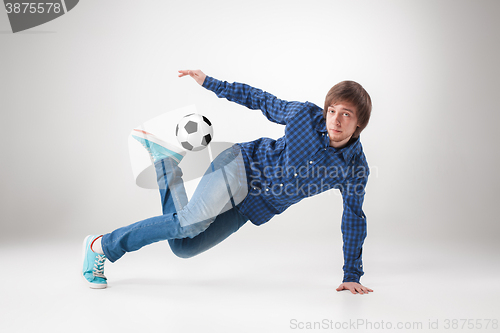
[176,113,213,151]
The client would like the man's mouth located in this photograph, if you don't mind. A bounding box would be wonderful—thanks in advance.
[330,128,341,133]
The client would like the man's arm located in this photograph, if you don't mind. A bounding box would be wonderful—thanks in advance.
[336,171,373,294]
[178,69,297,125]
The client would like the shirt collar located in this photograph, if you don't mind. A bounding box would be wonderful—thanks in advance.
[315,120,327,133]
[340,136,362,164]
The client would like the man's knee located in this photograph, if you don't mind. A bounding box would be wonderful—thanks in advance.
[168,239,200,259]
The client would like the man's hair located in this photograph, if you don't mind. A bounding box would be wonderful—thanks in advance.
[323,80,372,138]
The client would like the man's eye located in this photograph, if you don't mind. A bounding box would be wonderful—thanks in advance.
[343,113,349,116]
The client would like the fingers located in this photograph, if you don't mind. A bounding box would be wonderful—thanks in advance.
[178,70,190,77]
[353,286,372,294]
[354,285,373,294]
[336,283,373,294]
[178,70,196,78]
[178,69,206,85]
[178,69,198,77]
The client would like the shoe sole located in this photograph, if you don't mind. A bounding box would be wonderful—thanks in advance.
[82,235,107,289]
[132,128,186,158]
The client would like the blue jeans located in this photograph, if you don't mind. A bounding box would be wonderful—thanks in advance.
[101,145,249,263]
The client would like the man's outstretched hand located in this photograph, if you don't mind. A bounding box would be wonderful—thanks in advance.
[336,282,373,295]
[178,69,206,86]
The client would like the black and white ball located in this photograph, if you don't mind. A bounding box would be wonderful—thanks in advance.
[176,113,213,151]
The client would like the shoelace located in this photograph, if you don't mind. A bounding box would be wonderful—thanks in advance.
[93,255,106,278]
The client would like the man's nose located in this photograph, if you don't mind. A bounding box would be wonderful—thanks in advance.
[331,113,341,125]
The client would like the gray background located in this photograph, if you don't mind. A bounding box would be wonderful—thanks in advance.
[1,1,499,332]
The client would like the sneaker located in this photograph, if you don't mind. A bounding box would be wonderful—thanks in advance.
[82,235,107,289]
[131,128,185,163]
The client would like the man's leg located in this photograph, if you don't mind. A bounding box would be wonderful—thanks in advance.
[168,145,250,257]
[168,205,249,258]
[82,130,187,288]
[82,138,248,288]
[100,145,248,263]
[156,156,188,215]
[98,158,201,263]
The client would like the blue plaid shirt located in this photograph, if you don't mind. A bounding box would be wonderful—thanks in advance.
[203,76,369,283]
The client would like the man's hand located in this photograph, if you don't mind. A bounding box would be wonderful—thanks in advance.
[336,282,373,295]
[178,69,206,86]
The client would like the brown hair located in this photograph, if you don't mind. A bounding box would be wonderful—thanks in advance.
[323,81,372,138]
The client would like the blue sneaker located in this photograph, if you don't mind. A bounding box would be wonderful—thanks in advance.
[82,235,107,289]
[132,128,185,163]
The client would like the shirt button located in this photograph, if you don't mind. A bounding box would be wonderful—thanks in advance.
[322,133,325,136]
[360,265,363,268]
[280,183,283,187]
[253,187,256,190]
[265,188,269,192]
[324,148,327,151]
[294,173,298,177]
[309,161,313,164]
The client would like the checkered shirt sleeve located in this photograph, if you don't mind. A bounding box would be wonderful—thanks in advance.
[340,170,368,282]
[202,76,298,125]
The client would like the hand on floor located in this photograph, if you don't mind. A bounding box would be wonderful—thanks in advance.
[336,282,373,294]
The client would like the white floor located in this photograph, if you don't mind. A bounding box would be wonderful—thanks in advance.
[1,233,499,333]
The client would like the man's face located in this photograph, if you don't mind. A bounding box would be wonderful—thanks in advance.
[326,101,359,148]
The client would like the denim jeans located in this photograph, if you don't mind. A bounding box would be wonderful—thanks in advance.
[101,145,249,263]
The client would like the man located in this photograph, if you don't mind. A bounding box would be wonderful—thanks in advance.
[82,69,373,295]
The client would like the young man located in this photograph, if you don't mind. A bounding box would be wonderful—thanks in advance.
[82,69,373,295]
